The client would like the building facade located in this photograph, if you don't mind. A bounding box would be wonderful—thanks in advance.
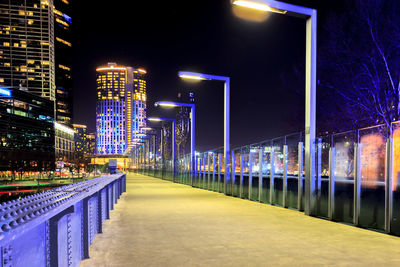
[0,0,55,101]
[54,0,72,125]
[0,88,55,172]
[72,123,87,158]
[55,121,74,164]
[0,0,73,124]
[96,62,147,155]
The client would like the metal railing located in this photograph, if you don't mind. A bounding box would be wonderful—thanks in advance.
[0,173,126,267]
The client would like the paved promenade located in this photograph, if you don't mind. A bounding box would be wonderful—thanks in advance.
[80,173,400,267]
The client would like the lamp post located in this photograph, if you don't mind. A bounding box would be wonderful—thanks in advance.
[142,127,159,176]
[147,117,176,181]
[178,71,230,195]
[154,101,195,186]
[231,0,317,215]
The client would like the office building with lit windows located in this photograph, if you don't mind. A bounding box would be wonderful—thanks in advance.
[96,62,147,155]
[0,0,73,125]
[0,0,55,100]
[54,0,73,125]
[73,123,87,158]
[0,87,55,172]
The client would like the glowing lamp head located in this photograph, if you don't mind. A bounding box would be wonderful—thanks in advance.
[0,88,12,97]
[142,127,153,131]
[179,74,206,81]
[147,117,162,122]
[155,102,178,108]
[232,0,271,11]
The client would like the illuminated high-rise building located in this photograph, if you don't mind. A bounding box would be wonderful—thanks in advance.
[0,0,72,125]
[0,0,55,100]
[96,63,147,155]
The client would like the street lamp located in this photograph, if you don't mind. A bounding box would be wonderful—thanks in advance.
[155,100,196,186]
[231,0,317,215]
[178,71,230,195]
[147,117,176,181]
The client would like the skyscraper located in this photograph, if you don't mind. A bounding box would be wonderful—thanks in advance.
[96,63,147,155]
[0,0,55,100]
[54,0,73,125]
[0,0,73,124]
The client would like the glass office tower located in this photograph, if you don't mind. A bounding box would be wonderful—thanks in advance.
[0,0,73,125]
[96,63,147,155]
[0,0,55,100]
[54,0,73,125]
[0,87,55,173]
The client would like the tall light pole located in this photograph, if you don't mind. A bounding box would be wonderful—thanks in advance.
[231,0,317,215]
[155,101,195,186]
[178,71,230,195]
[147,117,176,181]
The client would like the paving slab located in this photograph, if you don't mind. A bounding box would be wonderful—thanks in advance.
[80,173,400,267]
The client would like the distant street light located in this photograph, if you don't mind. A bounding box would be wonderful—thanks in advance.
[155,101,195,185]
[231,0,317,215]
[178,71,230,194]
[147,117,176,180]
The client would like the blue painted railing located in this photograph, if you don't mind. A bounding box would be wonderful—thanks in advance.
[0,174,126,267]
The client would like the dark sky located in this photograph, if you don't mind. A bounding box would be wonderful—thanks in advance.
[72,0,344,151]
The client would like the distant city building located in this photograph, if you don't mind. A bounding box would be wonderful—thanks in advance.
[54,0,73,125]
[72,124,87,158]
[55,122,74,164]
[96,62,147,155]
[0,0,55,100]
[86,132,96,157]
[0,0,73,125]
[0,88,55,172]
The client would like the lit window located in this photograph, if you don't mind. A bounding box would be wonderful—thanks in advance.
[3,42,10,47]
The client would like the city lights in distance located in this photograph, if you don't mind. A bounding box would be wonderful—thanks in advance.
[138,68,147,74]
[0,88,11,97]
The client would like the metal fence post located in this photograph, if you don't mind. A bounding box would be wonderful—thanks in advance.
[259,148,263,202]
[218,153,222,192]
[231,150,235,195]
[213,153,216,191]
[298,142,304,211]
[249,150,253,200]
[354,142,361,226]
[385,137,393,233]
[240,153,244,199]
[283,145,288,208]
[208,153,211,189]
[270,147,275,204]
[328,147,335,220]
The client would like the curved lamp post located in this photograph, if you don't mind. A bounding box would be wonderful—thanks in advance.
[178,71,230,195]
[231,0,317,215]
[155,101,195,186]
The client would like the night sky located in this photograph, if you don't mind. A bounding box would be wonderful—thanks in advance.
[72,0,344,151]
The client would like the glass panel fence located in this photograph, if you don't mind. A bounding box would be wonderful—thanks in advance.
[286,133,301,209]
[392,122,400,235]
[359,125,386,230]
[250,144,260,201]
[260,142,271,204]
[241,146,250,199]
[316,136,330,218]
[233,149,241,197]
[333,131,355,223]
[272,137,285,206]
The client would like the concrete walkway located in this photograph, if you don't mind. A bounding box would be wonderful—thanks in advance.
[80,174,400,267]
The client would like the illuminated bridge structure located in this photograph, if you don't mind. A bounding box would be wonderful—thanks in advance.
[0,174,126,267]
[136,121,400,236]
